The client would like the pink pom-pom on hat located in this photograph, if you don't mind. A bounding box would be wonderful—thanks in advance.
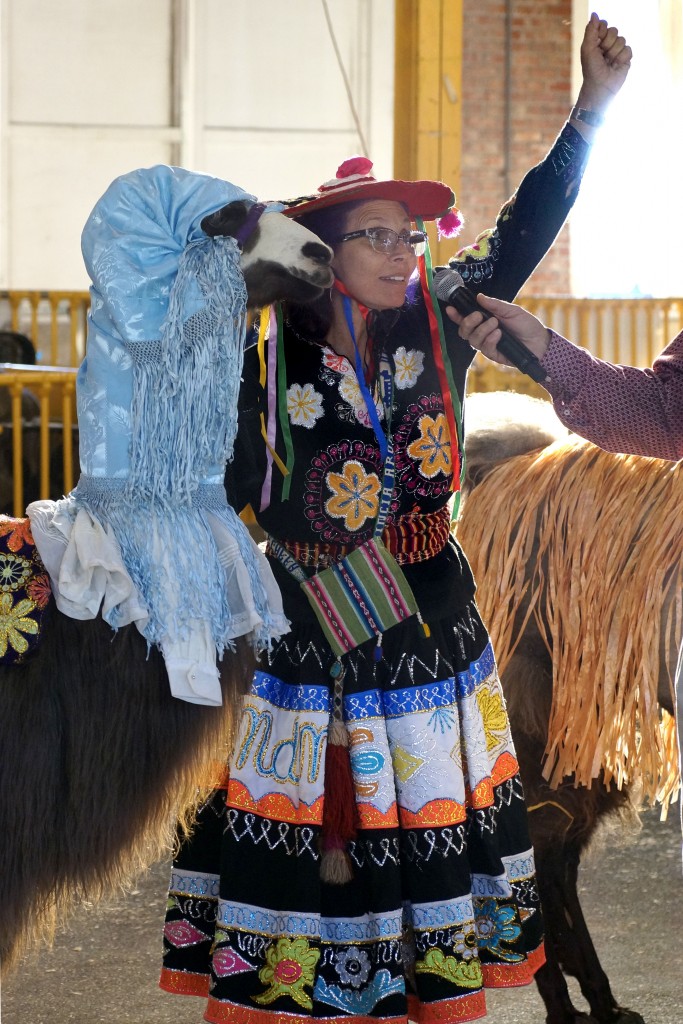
[336,155,374,179]
[283,155,457,224]
[436,208,464,239]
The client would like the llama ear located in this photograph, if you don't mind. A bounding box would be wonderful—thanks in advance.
[201,200,250,238]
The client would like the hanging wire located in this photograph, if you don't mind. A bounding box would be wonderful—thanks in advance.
[321,0,370,156]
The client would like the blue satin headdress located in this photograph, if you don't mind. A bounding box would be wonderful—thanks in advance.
[32,165,289,704]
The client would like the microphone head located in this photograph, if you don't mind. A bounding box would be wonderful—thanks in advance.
[434,267,465,304]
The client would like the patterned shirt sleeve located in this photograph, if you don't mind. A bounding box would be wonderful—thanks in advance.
[541,329,683,460]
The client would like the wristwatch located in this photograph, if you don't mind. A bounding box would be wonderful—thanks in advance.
[571,106,605,127]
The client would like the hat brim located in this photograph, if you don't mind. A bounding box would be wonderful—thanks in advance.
[283,177,455,222]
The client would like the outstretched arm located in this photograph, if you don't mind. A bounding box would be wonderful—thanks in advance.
[448,15,631,302]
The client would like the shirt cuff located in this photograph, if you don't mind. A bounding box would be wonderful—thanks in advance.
[541,331,593,403]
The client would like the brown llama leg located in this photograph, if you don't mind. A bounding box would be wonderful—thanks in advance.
[558,849,645,1024]
[503,634,647,1024]
[525,793,645,1024]
[526,795,600,1024]
[534,957,596,1024]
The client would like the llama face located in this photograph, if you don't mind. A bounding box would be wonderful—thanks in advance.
[237,206,334,307]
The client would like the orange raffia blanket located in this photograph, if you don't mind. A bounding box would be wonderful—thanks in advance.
[455,436,682,811]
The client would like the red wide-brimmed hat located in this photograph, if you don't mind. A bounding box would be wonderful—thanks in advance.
[283,156,462,235]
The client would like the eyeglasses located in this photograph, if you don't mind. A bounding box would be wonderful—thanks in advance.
[334,227,427,257]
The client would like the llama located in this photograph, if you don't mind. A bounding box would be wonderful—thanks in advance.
[0,173,333,970]
[457,390,680,1024]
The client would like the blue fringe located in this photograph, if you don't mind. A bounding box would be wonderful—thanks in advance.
[73,480,283,652]
[71,237,283,653]
[126,235,246,507]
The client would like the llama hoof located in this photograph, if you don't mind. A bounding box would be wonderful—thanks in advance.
[612,1011,645,1024]
[570,1009,646,1024]
[545,1009,598,1024]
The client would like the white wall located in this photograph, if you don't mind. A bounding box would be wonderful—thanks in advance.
[0,0,394,290]
[570,0,683,297]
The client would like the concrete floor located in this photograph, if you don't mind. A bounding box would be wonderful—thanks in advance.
[1,806,681,1024]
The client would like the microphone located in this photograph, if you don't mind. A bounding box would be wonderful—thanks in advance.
[433,268,548,384]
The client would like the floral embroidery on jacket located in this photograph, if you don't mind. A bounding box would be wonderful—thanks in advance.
[393,346,424,390]
[325,460,381,531]
[393,395,455,502]
[453,227,495,263]
[406,412,452,478]
[287,382,324,428]
[337,373,383,427]
[451,227,502,286]
[322,349,352,374]
[304,440,398,544]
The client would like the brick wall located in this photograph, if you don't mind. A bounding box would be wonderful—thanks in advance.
[460,0,574,295]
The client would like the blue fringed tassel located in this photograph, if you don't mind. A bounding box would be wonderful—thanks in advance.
[126,235,246,508]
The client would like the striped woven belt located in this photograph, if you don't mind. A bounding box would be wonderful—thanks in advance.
[266,505,452,570]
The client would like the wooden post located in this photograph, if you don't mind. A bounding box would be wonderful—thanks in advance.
[393,0,463,265]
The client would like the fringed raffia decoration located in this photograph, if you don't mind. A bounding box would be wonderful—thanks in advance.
[455,436,682,813]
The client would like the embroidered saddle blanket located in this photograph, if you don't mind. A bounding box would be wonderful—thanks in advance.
[0,515,52,665]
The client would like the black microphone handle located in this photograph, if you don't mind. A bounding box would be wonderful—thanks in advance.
[446,283,548,385]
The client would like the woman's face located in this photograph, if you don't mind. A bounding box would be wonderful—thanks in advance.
[331,199,417,311]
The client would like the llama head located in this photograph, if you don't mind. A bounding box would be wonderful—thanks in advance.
[39,169,337,714]
[201,200,333,308]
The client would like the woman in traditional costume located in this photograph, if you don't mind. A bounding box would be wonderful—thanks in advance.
[160,15,631,1022]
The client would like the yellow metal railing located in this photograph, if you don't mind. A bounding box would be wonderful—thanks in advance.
[0,364,78,518]
[2,290,683,518]
[468,296,683,397]
[0,289,89,367]
[3,290,681,374]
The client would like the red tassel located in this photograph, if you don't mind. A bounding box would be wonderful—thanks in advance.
[320,724,358,884]
[322,742,358,841]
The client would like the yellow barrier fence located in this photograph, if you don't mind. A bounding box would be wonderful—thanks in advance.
[2,290,683,518]
[0,365,78,518]
[468,295,683,396]
[0,289,90,367]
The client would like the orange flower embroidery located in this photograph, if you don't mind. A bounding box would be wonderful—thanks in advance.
[26,572,52,610]
[406,413,452,478]
[325,460,380,531]
[0,516,34,552]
